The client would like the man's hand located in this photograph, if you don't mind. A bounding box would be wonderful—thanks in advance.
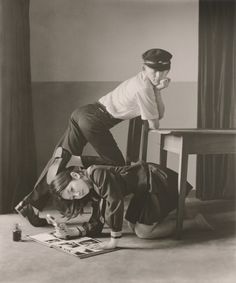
[156,78,171,90]
[91,238,119,250]
[54,223,81,239]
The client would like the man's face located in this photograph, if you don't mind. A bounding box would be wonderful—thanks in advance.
[60,173,91,200]
[143,65,170,86]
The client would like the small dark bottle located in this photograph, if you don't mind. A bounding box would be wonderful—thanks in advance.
[13,223,22,241]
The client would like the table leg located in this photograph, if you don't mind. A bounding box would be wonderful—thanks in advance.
[176,138,188,239]
[159,135,167,167]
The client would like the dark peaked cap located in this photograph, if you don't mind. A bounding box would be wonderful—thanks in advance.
[142,49,172,71]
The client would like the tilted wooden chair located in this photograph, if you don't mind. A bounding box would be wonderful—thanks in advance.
[125,117,186,239]
[126,116,149,165]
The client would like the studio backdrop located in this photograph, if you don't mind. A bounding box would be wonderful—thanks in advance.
[197,0,236,200]
[0,0,37,213]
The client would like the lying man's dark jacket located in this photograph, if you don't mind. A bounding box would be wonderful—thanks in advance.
[80,161,192,236]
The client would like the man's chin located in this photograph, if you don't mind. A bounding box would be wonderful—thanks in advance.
[147,77,158,86]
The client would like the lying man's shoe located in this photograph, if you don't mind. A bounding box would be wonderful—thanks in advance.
[15,201,48,227]
[46,147,71,185]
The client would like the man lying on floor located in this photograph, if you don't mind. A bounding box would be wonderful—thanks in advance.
[15,148,213,249]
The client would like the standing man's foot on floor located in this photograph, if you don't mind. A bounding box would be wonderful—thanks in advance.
[15,201,48,227]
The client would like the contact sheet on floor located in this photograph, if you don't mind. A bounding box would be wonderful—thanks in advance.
[28,232,118,259]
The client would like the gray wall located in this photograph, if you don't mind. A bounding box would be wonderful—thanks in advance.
[30,0,198,187]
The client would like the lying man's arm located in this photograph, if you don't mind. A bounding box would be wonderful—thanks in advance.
[51,200,105,239]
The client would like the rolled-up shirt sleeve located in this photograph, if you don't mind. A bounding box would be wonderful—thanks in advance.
[87,166,124,238]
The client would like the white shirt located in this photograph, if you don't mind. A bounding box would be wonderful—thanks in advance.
[99,72,160,120]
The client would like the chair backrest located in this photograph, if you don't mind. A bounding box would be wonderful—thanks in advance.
[126,117,149,165]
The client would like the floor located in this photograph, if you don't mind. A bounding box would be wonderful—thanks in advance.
[0,195,235,283]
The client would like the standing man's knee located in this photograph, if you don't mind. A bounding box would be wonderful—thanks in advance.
[70,108,90,134]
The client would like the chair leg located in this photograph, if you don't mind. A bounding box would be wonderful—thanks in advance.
[126,117,142,164]
[140,121,149,161]
[159,135,167,167]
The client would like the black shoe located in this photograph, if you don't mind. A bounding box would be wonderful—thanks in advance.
[46,147,71,184]
[56,147,71,173]
[15,201,48,227]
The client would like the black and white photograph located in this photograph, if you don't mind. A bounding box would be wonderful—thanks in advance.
[0,0,235,282]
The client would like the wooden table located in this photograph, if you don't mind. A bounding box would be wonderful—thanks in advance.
[150,129,236,239]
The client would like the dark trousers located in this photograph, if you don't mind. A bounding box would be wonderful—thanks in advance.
[23,103,125,210]
[60,103,125,165]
